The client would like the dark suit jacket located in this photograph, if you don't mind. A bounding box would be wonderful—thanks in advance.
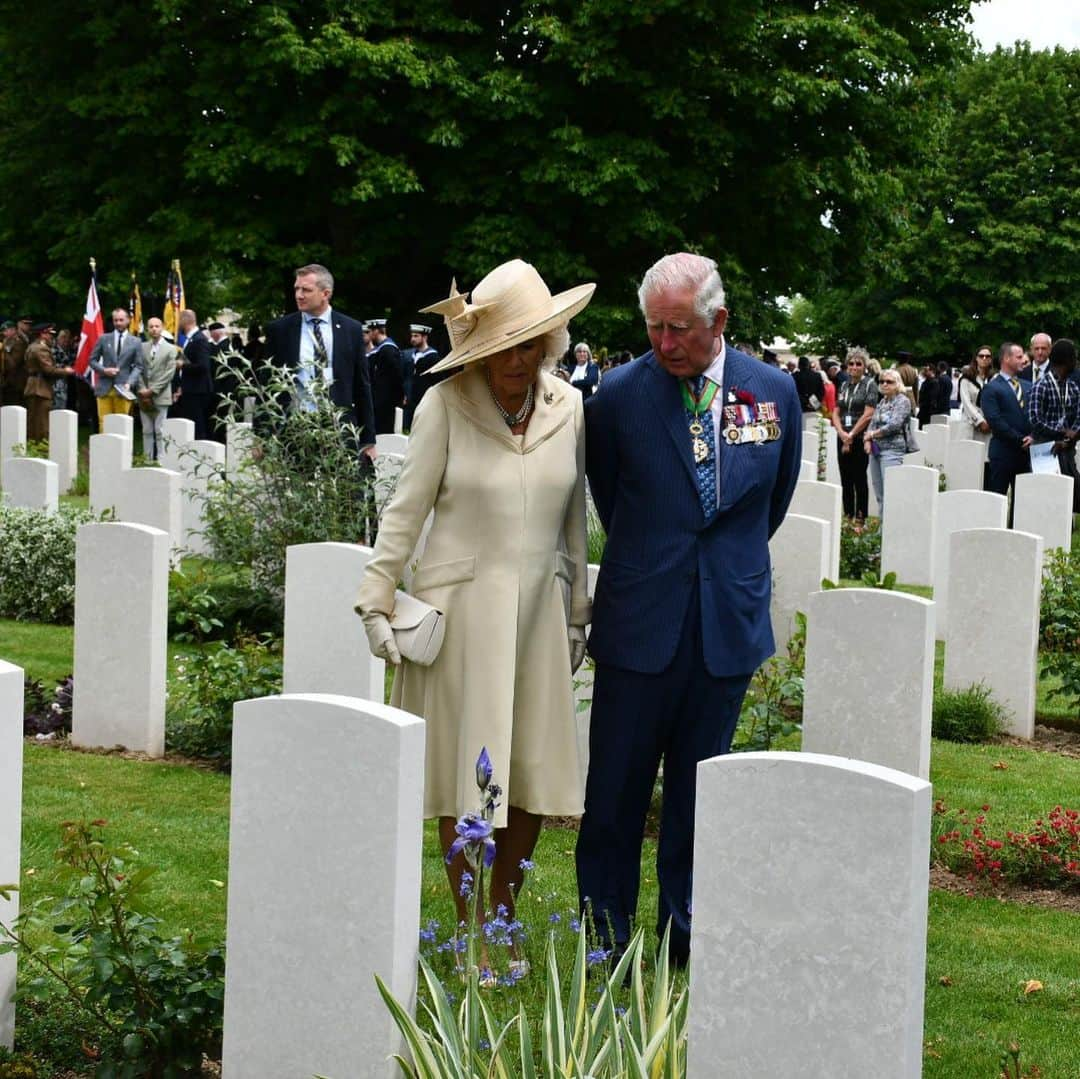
[263,309,376,447]
[368,337,404,434]
[173,329,214,398]
[981,373,1032,464]
[586,347,801,678]
[569,361,600,398]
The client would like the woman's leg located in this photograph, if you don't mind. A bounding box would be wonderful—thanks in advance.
[878,451,903,518]
[439,815,472,927]
[490,807,543,922]
[838,436,856,517]
[868,452,884,512]
[851,441,870,519]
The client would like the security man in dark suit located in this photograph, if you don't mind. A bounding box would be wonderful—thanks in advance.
[980,341,1032,517]
[263,263,376,453]
[170,310,215,439]
[402,322,443,429]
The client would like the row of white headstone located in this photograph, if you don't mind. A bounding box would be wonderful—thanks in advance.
[2,658,932,1079]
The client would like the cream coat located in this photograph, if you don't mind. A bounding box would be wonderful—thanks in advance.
[356,365,590,827]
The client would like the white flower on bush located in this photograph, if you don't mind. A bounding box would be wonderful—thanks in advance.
[0,504,98,623]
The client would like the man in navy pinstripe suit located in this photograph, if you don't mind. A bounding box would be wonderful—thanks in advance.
[576,252,801,966]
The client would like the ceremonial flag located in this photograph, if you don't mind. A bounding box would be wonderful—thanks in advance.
[128,273,143,335]
[74,259,104,384]
[162,259,186,345]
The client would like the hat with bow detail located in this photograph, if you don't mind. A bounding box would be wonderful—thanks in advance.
[422,259,595,375]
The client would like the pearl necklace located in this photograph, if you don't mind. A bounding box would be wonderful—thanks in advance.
[486,371,534,427]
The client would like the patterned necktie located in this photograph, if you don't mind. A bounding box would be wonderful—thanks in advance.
[689,374,718,517]
[1009,377,1024,407]
[309,317,328,369]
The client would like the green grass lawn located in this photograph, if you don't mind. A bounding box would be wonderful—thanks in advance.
[4,604,1080,1075]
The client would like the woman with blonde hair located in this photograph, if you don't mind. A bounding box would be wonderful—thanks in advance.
[356,259,594,953]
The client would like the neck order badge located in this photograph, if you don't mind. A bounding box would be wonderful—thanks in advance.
[681,376,718,463]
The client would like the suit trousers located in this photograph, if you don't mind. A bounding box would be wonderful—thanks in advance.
[987,450,1030,527]
[576,588,751,962]
[139,407,167,461]
[96,389,132,427]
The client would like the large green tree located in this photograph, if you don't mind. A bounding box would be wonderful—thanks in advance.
[0,1,971,349]
[805,45,1080,361]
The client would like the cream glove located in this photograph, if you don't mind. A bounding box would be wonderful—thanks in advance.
[360,609,401,665]
[569,625,588,675]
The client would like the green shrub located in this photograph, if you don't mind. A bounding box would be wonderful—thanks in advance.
[0,1049,39,1079]
[733,611,805,751]
[166,636,282,769]
[838,516,881,579]
[932,683,1006,743]
[0,822,224,1079]
[168,562,282,644]
[1039,548,1080,716]
[0,504,98,622]
[196,354,375,608]
[585,497,606,564]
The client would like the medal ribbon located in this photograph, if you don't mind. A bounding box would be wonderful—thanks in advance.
[680,378,719,416]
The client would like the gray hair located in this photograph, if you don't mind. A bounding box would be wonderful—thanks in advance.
[539,326,570,370]
[638,252,726,323]
[573,341,593,363]
[845,345,870,367]
[294,263,334,293]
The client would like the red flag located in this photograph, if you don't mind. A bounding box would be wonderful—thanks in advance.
[75,268,104,383]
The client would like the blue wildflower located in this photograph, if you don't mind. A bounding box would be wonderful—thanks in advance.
[446,812,496,868]
[587,948,611,966]
[519,858,536,871]
[459,871,474,898]
[569,917,581,933]
[549,912,561,924]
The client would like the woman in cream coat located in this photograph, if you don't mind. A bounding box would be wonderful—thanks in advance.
[356,259,594,934]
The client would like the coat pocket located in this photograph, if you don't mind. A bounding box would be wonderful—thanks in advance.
[411,554,477,593]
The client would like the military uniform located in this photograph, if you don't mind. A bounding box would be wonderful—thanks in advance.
[2,331,28,408]
[368,334,404,434]
[23,338,63,441]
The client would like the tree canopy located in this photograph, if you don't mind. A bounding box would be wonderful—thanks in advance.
[0,1,972,349]
[803,44,1080,362]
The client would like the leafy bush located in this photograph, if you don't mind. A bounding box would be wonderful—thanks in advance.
[23,675,73,738]
[168,562,282,644]
[0,821,224,1079]
[838,516,881,579]
[0,1049,39,1079]
[0,504,98,623]
[1039,548,1080,716]
[932,684,1007,743]
[196,354,374,608]
[585,495,606,564]
[733,611,805,751]
[166,636,282,769]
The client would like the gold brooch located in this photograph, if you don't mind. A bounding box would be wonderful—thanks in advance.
[543,391,553,404]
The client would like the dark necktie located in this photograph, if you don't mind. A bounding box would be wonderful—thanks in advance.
[310,317,328,368]
[116,332,123,355]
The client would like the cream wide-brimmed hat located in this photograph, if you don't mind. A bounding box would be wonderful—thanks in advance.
[421,259,595,375]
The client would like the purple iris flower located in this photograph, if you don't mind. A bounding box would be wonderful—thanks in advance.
[475,747,493,791]
[445,812,496,868]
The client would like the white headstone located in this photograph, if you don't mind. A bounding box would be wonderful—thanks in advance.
[689,752,931,1079]
[115,467,183,561]
[88,433,132,516]
[824,433,840,486]
[177,439,225,556]
[919,423,949,472]
[283,543,385,701]
[226,421,254,480]
[803,414,823,434]
[48,408,78,494]
[769,513,830,650]
[803,588,934,778]
[394,406,404,434]
[798,458,816,482]
[2,456,58,513]
[159,417,195,473]
[945,438,985,491]
[933,490,1007,638]
[944,528,1042,738]
[0,661,23,1049]
[222,693,425,1079]
[373,452,405,515]
[242,395,255,424]
[881,465,938,587]
[376,433,409,456]
[72,522,168,756]
[946,417,965,441]
[1013,473,1073,557]
[0,405,26,490]
[789,480,841,580]
[102,412,134,440]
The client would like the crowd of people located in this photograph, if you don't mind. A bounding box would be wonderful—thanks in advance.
[776,333,1079,523]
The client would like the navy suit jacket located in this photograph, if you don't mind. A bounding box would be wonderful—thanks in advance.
[174,329,214,398]
[263,310,376,447]
[586,347,801,678]
[980,374,1031,463]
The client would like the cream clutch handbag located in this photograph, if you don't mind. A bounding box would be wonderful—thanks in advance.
[389,590,446,666]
